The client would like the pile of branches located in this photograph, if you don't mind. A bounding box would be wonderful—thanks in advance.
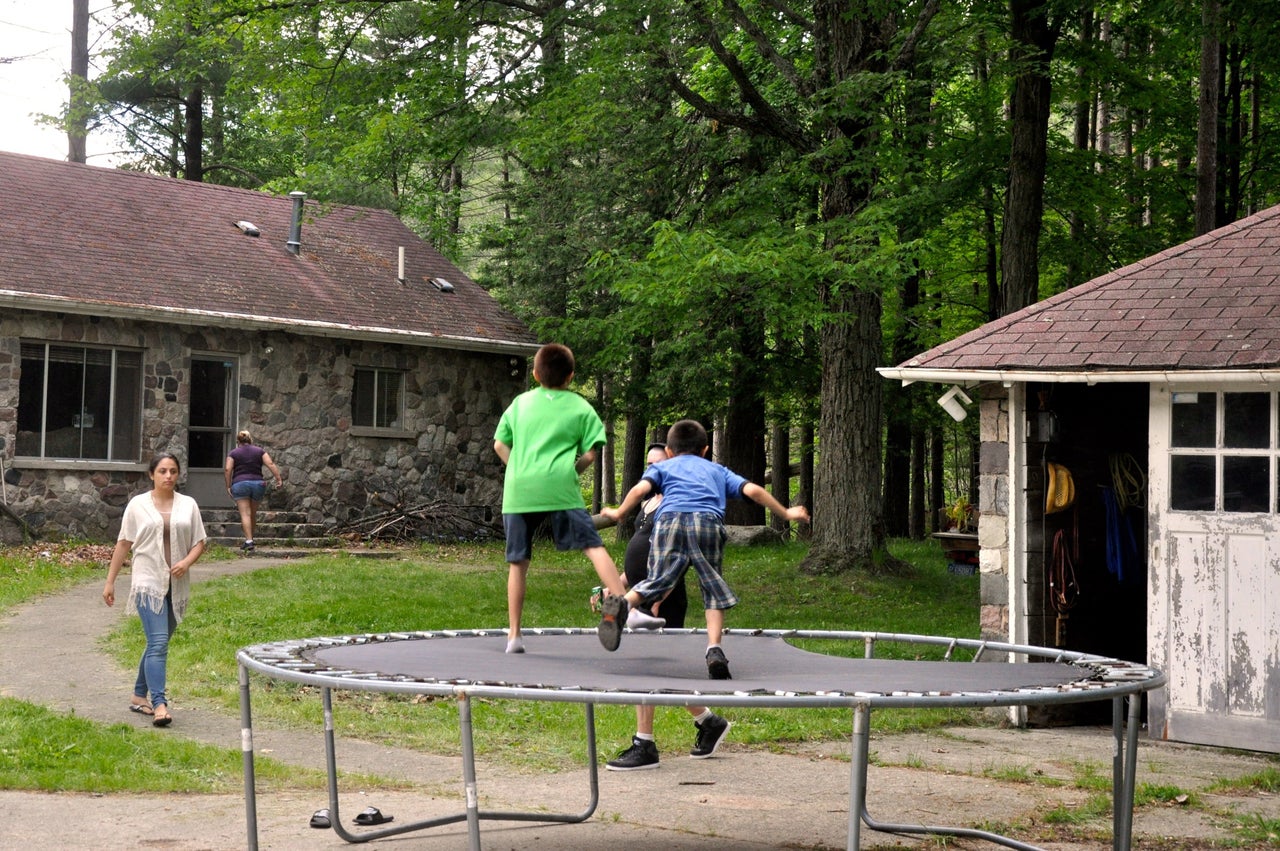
[339,494,498,543]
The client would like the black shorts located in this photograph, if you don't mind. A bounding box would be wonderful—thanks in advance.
[503,509,603,563]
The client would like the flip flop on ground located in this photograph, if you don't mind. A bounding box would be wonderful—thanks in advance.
[152,705,172,727]
[128,701,154,716]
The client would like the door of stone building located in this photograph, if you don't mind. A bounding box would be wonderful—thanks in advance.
[185,355,238,508]
[1147,383,1280,753]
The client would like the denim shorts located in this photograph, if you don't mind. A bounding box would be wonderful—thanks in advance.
[230,480,266,501]
[503,509,603,563]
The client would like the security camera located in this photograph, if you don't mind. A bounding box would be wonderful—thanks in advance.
[937,385,973,422]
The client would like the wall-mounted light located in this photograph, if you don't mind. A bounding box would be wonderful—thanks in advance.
[937,385,973,422]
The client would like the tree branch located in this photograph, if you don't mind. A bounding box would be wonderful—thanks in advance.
[717,0,811,97]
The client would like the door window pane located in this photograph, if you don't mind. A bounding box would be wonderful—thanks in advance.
[1170,393,1216,447]
[1223,393,1270,449]
[1170,455,1216,511]
[1223,456,1270,512]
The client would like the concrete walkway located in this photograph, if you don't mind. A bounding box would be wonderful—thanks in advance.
[1,555,1277,849]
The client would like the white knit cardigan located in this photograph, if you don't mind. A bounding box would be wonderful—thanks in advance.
[117,490,206,624]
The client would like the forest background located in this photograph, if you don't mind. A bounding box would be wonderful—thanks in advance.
[49,0,1280,574]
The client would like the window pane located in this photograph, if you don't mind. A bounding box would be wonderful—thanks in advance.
[45,346,86,458]
[377,373,402,429]
[1223,456,1270,512]
[111,353,141,461]
[79,355,113,459]
[1223,393,1270,449]
[17,345,45,456]
[353,369,374,427]
[1170,393,1216,447]
[1170,455,1216,511]
[188,431,226,468]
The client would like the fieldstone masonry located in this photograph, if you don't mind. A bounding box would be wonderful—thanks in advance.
[977,387,1011,643]
[0,310,524,543]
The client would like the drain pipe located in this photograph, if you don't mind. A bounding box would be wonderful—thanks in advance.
[286,191,306,255]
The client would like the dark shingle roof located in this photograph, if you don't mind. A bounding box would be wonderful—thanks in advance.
[0,151,537,354]
[888,204,1280,379]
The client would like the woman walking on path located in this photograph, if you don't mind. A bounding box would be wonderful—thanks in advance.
[224,430,283,553]
[103,452,207,727]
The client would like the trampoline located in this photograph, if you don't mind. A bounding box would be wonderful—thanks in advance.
[236,628,1165,850]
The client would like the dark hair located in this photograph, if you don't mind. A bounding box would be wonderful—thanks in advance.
[646,442,667,453]
[533,343,575,388]
[148,452,182,475]
[666,420,707,456]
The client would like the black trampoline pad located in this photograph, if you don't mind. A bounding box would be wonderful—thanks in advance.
[307,632,1090,697]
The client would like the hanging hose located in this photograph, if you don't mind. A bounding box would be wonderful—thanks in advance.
[1108,453,1146,512]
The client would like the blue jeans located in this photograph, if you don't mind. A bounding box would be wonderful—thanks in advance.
[134,592,177,708]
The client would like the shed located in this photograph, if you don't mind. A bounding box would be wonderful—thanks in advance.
[881,205,1280,753]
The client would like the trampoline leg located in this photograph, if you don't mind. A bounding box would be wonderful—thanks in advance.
[848,702,871,850]
[459,692,483,851]
[239,663,259,851]
[1113,695,1140,851]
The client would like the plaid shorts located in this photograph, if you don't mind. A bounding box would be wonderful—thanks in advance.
[503,508,603,563]
[632,512,737,611]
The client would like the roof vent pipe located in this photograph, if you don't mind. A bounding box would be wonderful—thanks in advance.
[286,191,306,255]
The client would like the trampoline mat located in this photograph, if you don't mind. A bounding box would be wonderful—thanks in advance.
[306,632,1093,697]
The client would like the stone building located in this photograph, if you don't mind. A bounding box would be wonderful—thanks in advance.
[0,152,538,543]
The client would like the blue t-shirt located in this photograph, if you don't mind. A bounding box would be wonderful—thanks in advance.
[642,454,748,520]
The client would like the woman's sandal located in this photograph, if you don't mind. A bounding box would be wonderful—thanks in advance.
[152,705,173,727]
[129,700,154,716]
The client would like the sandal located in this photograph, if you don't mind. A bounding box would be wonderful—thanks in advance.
[128,701,154,716]
[152,705,173,727]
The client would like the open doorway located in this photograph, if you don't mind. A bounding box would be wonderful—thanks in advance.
[1025,382,1149,722]
[185,355,238,505]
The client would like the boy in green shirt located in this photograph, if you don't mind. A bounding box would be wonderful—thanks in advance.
[494,343,664,653]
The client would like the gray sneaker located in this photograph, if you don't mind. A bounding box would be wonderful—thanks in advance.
[598,595,629,652]
[691,714,732,758]
[706,646,732,679]
[606,736,660,771]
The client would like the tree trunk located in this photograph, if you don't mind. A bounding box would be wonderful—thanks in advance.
[910,419,926,539]
[770,424,791,533]
[68,0,89,163]
[1195,0,1220,236]
[184,87,204,181]
[798,421,815,541]
[723,308,767,526]
[1000,0,1058,316]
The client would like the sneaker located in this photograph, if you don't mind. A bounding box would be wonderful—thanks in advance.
[626,606,666,630]
[691,714,732,758]
[505,637,525,654]
[241,540,255,554]
[706,646,732,680]
[606,736,660,771]
[598,594,629,652]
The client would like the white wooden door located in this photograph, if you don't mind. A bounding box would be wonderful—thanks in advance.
[1148,384,1280,753]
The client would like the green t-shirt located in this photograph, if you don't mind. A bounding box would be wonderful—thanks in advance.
[495,386,606,513]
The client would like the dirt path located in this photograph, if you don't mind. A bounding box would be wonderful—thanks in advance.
[1,555,1277,849]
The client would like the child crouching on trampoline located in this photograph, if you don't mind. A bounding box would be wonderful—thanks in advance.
[599,419,810,678]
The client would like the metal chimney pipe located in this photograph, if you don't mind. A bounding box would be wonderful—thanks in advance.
[286,191,306,255]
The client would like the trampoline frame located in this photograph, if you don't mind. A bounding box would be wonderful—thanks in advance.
[236,627,1166,851]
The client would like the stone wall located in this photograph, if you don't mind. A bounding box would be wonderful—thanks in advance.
[0,310,527,543]
[977,386,1011,643]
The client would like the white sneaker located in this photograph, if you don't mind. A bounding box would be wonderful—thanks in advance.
[626,607,666,630]
[506,638,525,654]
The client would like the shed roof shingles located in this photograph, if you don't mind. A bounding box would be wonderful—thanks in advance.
[896,203,1280,373]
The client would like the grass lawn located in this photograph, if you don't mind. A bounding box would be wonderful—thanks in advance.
[100,537,984,771]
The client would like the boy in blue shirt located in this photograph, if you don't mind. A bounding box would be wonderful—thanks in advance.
[495,343,663,654]
[600,419,810,677]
